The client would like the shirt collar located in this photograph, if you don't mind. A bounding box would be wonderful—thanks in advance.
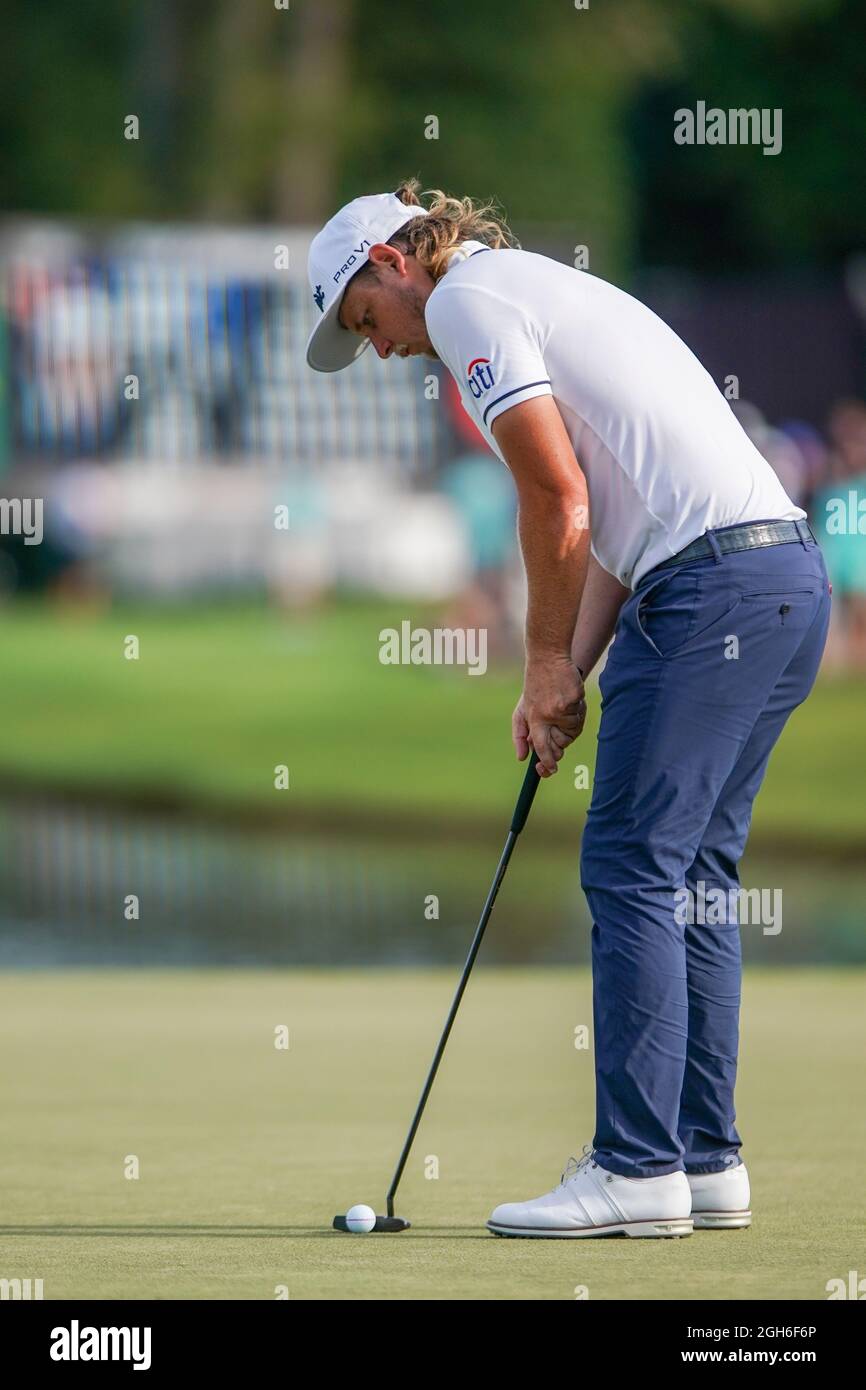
[442,239,492,273]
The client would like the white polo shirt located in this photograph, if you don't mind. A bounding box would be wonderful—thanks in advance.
[423,245,805,587]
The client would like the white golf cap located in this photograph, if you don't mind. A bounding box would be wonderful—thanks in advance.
[305,192,428,373]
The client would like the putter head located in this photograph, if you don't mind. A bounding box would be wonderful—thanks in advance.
[333,1214,411,1233]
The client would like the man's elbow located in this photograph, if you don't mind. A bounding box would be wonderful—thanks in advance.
[515,470,588,514]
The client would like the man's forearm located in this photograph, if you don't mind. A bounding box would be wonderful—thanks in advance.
[571,553,631,677]
[491,396,593,774]
[490,396,592,665]
[517,484,592,663]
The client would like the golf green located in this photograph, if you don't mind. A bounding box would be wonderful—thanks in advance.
[1,968,862,1300]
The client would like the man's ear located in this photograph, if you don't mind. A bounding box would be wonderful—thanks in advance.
[368,242,404,274]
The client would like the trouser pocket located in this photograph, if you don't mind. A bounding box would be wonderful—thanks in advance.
[738,588,817,633]
[635,565,818,661]
[634,567,746,660]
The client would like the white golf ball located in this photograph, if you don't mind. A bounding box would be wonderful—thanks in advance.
[345,1203,377,1233]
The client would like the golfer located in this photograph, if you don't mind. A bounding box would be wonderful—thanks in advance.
[306,181,831,1238]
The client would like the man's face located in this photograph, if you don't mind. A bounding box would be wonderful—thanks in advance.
[337,244,438,361]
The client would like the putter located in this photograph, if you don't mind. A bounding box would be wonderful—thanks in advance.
[333,755,542,1232]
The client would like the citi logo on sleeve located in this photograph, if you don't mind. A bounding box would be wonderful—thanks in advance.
[467,357,496,398]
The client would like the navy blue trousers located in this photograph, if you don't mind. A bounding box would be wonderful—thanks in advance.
[580,527,831,1177]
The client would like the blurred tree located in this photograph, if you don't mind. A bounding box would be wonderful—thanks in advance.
[0,0,155,215]
[340,0,678,276]
[272,0,354,222]
[0,0,862,281]
[190,0,354,221]
[631,0,866,271]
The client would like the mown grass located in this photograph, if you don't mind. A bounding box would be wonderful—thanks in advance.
[1,967,862,1300]
[0,597,862,847]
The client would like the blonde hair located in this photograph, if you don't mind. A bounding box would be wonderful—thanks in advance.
[383,178,519,282]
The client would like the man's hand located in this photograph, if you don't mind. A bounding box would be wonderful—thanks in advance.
[512,656,586,777]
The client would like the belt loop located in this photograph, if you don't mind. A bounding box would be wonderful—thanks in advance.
[794,518,810,548]
[705,529,723,563]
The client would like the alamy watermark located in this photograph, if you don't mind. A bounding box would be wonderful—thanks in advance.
[379,621,487,676]
[823,490,866,535]
[1,1276,44,1299]
[50,1321,151,1370]
[0,497,43,545]
[674,102,782,157]
[675,880,782,935]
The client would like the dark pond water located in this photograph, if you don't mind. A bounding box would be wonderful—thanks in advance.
[0,798,863,967]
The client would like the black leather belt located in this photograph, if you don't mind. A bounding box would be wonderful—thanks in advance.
[649,519,816,575]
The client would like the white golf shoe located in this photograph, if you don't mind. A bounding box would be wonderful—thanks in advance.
[687,1162,752,1229]
[486,1145,693,1239]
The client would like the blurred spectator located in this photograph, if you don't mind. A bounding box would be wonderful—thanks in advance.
[732,399,809,505]
[812,399,866,671]
[778,420,830,509]
[439,452,520,661]
[21,265,124,457]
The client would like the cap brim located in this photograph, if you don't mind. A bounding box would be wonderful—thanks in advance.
[306,292,371,373]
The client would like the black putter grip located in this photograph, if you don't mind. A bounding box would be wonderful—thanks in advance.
[510,756,541,835]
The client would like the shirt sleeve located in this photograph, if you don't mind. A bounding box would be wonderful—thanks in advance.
[425,283,553,435]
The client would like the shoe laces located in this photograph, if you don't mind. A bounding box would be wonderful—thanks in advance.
[558,1143,598,1187]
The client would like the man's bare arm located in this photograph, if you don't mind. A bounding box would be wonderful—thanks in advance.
[492,395,591,661]
[571,554,631,679]
[491,395,590,775]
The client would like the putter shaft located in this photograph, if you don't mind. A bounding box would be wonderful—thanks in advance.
[385,759,541,1217]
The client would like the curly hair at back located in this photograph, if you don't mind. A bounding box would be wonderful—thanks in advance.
[353,178,519,287]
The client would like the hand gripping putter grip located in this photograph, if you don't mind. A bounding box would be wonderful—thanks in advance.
[333,756,542,1233]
